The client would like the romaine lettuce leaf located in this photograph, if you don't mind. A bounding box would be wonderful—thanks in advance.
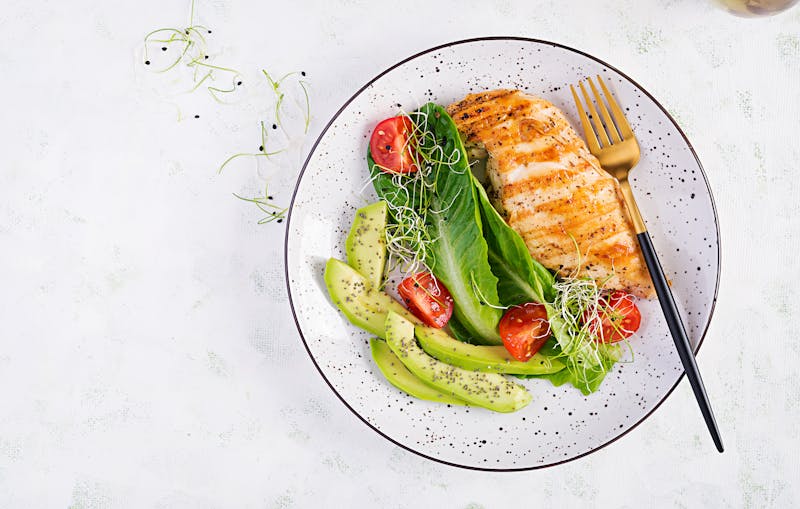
[417,103,503,344]
[368,104,502,345]
[471,167,619,394]
[367,103,622,393]
[527,340,621,395]
[473,177,556,306]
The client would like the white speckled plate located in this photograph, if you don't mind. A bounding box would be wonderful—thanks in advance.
[285,38,720,471]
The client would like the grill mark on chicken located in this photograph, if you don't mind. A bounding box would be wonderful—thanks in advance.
[448,89,655,299]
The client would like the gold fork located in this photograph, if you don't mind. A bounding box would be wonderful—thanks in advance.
[571,76,723,453]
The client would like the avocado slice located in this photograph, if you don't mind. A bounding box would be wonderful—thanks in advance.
[370,338,467,406]
[385,311,531,413]
[324,258,419,338]
[416,326,565,375]
[345,201,388,288]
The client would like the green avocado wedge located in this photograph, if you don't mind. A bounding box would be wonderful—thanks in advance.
[324,258,419,338]
[345,201,388,288]
[370,338,467,406]
[416,326,566,376]
[385,311,531,413]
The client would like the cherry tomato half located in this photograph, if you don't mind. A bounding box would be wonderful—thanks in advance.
[584,290,642,343]
[369,116,418,174]
[397,273,453,328]
[498,303,552,362]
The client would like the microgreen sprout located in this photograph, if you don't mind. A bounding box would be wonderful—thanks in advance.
[470,272,509,310]
[143,0,242,101]
[218,121,284,174]
[547,266,634,391]
[218,118,286,224]
[219,70,312,225]
[377,109,477,284]
[262,70,312,135]
[232,181,287,224]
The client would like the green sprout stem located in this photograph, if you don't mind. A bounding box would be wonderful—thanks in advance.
[219,71,312,225]
[232,182,287,224]
[143,0,241,99]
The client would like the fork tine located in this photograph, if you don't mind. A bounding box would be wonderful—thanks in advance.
[579,81,611,147]
[588,77,621,143]
[570,85,600,154]
[597,75,634,139]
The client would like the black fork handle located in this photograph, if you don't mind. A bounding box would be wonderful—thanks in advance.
[636,231,724,453]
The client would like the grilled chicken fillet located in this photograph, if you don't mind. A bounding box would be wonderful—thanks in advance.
[448,89,655,299]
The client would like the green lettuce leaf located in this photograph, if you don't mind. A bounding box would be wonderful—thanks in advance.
[528,341,621,395]
[473,177,556,306]
[445,315,480,344]
[417,103,503,344]
[368,152,416,217]
[368,104,502,345]
[367,103,623,394]
[471,165,619,394]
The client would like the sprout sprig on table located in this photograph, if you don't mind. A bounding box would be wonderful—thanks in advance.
[142,0,243,101]
[142,1,312,226]
[218,69,312,225]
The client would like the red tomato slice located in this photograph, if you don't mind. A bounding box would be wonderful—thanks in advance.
[397,273,453,328]
[498,303,551,362]
[369,116,418,174]
[585,290,642,343]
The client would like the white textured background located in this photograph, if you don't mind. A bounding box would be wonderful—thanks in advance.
[1,0,798,507]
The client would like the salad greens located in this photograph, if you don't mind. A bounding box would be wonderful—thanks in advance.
[473,177,555,306]
[218,70,312,224]
[143,0,243,101]
[369,102,624,393]
[369,104,503,345]
[471,175,622,394]
[417,104,503,344]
